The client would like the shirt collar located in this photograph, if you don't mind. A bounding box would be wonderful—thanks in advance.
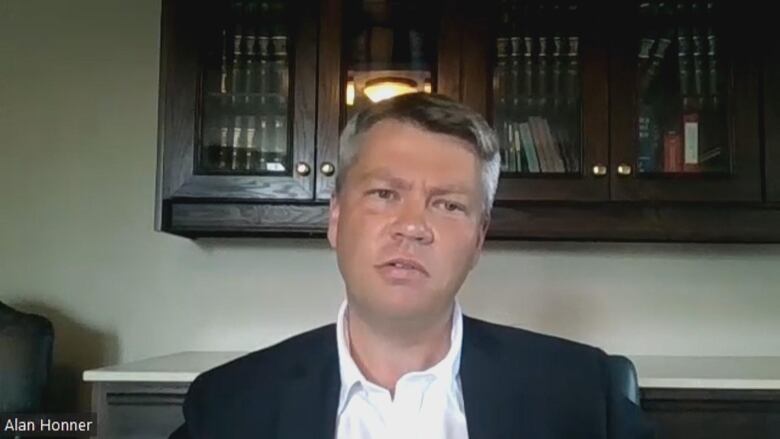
[335,299,464,416]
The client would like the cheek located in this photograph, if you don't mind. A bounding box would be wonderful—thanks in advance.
[434,222,481,266]
[338,209,383,254]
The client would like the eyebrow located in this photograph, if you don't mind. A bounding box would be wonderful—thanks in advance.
[360,169,472,196]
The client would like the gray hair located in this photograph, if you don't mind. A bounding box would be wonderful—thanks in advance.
[336,93,501,220]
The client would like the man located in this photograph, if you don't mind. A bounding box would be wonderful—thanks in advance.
[170,93,655,439]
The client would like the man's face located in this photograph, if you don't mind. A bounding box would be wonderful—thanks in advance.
[328,120,488,324]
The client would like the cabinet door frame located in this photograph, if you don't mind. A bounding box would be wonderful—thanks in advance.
[157,0,318,206]
[459,0,610,202]
[609,3,762,202]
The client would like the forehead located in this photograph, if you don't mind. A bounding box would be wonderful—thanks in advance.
[352,120,481,185]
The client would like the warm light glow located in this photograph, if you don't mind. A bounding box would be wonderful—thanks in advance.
[346,80,355,106]
[363,79,418,103]
[423,79,432,93]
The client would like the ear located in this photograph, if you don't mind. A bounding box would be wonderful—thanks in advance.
[327,194,341,249]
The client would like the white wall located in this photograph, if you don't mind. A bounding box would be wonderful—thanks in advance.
[1,0,779,410]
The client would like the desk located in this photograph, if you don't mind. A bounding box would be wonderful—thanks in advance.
[84,352,780,439]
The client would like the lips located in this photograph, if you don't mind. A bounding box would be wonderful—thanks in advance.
[376,258,430,276]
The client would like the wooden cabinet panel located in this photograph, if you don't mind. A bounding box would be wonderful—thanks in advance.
[642,388,780,439]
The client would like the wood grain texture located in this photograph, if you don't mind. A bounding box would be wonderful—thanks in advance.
[437,0,461,101]
[642,388,780,439]
[488,203,780,242]
[459,0,487,116]
[169,202,329,235]
[291,0,319,197]
[315,0,342,200]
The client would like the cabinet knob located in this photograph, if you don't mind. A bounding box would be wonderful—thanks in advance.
[295,162,311,176]
[320,162,336,176]
[617,164,633,176]
[592,164,607,177]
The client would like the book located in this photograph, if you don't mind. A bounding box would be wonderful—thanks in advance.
[528,117,552,172]
[706,28,719,108]
[566,36,579,107]
[683,112,700,172]
[638,104,659,173]
[529,116,565,173]
[640,30,672,95]
[663,130,683,172]
[539,117,566,172]
[552,36,563,109]
[502,122,515,172]
[518,122,540,173]
[510,123,524,172]
[523,36,534,108]
[538,36,548,109]
[677,27,691,105]
[692,31,704,99]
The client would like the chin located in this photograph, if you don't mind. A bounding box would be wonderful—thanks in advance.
[373,290,441,319]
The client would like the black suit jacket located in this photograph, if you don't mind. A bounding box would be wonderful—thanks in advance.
[170,316,655,438]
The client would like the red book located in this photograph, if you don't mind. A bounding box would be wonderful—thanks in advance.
[664,131,683,172]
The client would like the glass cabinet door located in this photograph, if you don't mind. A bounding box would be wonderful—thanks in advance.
[611,0,761,201]
[200,0,292,174]
[158,0,317,202]
[493,1,583,176]
[314,0,459,200]
[464,0,610,201]
[634,0,728,175]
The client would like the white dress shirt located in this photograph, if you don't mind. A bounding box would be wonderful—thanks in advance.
[335,300,469,439]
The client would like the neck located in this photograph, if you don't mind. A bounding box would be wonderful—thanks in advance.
[345,303,454,396]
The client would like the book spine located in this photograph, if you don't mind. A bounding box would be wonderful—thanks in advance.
[518,122,540,173]
[503,122,515,172]
[511,123,524,172]
[664,130,683,172]
[638,104,659,173]
[540,118,565,172]
[683,112,700,172]
[529,117,552,172]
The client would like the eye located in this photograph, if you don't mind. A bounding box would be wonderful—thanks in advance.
[367,189,397,200]
[434,199,466,213]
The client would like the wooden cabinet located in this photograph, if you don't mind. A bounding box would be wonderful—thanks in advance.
[91,382,187,439]
[642,388,780,439]
[86,354,780,439]
[462,0,761,202]
[461,0,611,202]
[156,0,325,236]
[458,0,780,241]
[609,0,762,203]
[155,0,780,241]
[88,382,780,439]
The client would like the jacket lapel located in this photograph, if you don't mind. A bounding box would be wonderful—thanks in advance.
[460,316,532,439]
[276,327,341,439]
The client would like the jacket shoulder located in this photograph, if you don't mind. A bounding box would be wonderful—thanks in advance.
[183,323,336,419]
[463,315,607,376]
[198,323,335,383]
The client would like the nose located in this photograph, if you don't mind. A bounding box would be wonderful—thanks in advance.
[391,197,433,245]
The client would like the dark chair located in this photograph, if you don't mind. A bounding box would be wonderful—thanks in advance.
[0,301,54,413]
[607,354,641,405]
